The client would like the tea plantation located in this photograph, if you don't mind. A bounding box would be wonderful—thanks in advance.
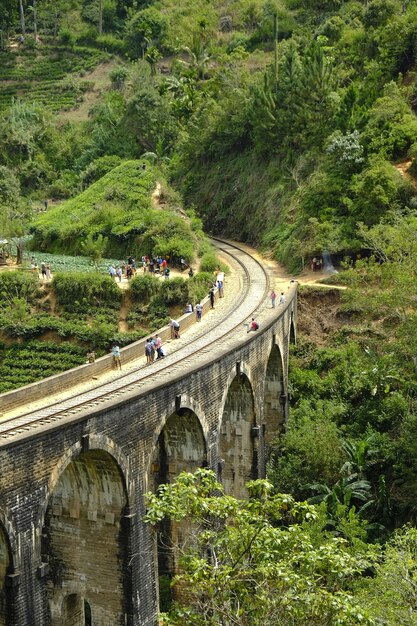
[0,266,215,393]
[0,45,109,112]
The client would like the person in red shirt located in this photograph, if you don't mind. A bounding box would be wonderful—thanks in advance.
[246,318,259,333]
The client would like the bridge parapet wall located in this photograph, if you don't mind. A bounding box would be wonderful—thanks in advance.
[0,289,220,415]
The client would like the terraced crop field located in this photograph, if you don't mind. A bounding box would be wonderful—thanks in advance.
[0,45,110,112]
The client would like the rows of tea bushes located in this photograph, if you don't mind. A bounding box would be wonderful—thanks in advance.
[0,341,87,394]
[0,45,109,112]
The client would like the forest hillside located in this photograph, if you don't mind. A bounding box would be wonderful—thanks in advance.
[1,0,417,272]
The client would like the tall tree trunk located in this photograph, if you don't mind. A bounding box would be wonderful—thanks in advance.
[33,0,37,41]
[98,0,103,34]
[18,0,26,35]
[273,12,278,88]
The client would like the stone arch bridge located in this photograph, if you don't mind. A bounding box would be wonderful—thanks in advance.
[0,241,297,626]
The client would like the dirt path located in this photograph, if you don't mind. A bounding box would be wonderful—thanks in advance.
[61,59,118,123]
[395,160,417,191]
[229,241,345,291]
[118,293,130,332]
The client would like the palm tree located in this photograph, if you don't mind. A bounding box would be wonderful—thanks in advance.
[181,34,211,80]
[308,474,374,518]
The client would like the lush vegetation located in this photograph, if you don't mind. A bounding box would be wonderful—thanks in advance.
[146,469,417,626]
[30,160,207,259]
[270,218,417,534]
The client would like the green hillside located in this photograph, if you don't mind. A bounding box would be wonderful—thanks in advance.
[31,160,205,260]
[170,1,417,271]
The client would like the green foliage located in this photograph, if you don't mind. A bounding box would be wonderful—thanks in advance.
[81,155,123,187]
[125,63,179,156]
[363,83,417,160]
[188,271,213,303]
[125,8,168,59]
[52,271,121,311]
[31,160,155,254]
[199,253,227,274]
[145,469,376,626]
[158,277,188,306]
[350,159,413,225]
[268,410,345,500]
[0,46,109,113]
[0,271,40,305]
[79,233,108,265]
[109,66,129,89]
[357,526,417,624]
[0,166,20,206]
[27,250,120,273]
[0,340,87,394]
[129,273,160,303]
[363,0,396,28]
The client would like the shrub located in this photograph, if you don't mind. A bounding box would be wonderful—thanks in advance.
[0,271,40,305]
[96,35,127,54]
[188,272,213,302]
[129,273,161,303]
[158,277,189,305]
[59,29,76,47]
[199,253,228,274]
[125,8,168,58]
[52,272,122,311]
[0,166,20,205]
[109,66,130,89]
[153,235,194,265]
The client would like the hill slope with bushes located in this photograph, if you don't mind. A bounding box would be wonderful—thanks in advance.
[169,0,417,271]
[31,160,206,260]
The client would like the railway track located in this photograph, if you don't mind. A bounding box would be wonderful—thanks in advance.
[0,239,271,443]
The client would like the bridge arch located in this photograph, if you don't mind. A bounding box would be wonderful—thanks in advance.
[218,364,257,498]
[0,508,17,572]
[0,521,13,626]
[263,342,286,451]
[147,401,208,610]
[41,436,131,520]
[289,314,296,345]
[41,448,131,626]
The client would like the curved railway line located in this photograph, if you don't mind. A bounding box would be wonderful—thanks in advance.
[0,239,272,443]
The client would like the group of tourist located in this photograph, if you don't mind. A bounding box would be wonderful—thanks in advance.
[31,258,52,280]
[270,290,287,308]
[105,278,294,369]
[145,335,165,363]
[109,255,195,282]
[311,257,323,272]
